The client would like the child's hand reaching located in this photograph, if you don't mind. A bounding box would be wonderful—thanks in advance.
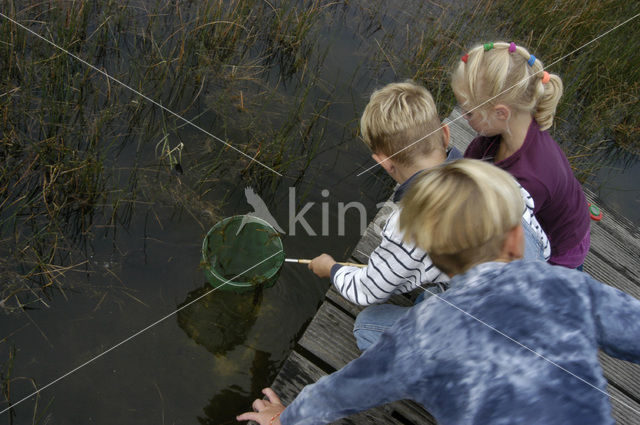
[237,388,285,424]
[309,254,337,278]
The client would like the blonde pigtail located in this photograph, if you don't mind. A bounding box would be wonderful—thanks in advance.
[452,41,564,130]
[534,73,563,130]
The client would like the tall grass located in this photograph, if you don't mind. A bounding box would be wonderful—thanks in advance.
[3,0,636,307]
[365,0,639,181]
[0,0,341,308]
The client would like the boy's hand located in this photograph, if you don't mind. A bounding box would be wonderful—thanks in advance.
[309,254,337,278]
[237,388,285,424]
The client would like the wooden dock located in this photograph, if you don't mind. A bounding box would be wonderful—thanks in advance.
[267,108,640,424]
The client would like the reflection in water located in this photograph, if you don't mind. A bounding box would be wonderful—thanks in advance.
[199,350,275,425]
[177,284,277,423]
[177,285,263,356]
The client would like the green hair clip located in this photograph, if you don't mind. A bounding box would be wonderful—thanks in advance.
[483,42,494,51]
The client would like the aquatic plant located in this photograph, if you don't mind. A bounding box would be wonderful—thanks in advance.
[363,0,639,181]
[0,0,341,307]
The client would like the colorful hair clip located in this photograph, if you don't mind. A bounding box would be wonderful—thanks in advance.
[527,54,536,66]
[461,54,469,63]
[509,42,516,53]
[484,42,494,51]
[541,71,550,84]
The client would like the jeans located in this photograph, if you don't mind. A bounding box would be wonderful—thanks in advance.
[353,284,444,351]
[353,219,546,351]
[522,217,547,262]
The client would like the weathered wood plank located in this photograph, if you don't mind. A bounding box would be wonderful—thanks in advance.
[585,246,640,301]
[443,107,477,152]
[586,200,640,283]
[600,352,640,406]
[298,301,361,370]
[270,350,327,406]
[298,297,437,424]
[271,350,416,424]
[325,286,362,318]
[608,384,640,425]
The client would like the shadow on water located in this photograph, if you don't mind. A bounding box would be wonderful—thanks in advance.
[177,284,280,424]
[177,286,264,358]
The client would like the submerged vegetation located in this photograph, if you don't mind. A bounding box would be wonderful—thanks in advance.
[2,0,636,311]
[0,0,638,423]
[0,0,339,308]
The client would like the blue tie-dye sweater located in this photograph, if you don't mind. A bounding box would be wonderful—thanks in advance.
[280,260,640,425]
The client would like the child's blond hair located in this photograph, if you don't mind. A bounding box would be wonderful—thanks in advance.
[360,81,446,165]
[451,42,563,130]
[399,159,523,275]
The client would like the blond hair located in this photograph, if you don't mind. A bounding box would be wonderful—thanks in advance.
[360,81,446,165]
[451,42,563,130]
[399,159,523,275]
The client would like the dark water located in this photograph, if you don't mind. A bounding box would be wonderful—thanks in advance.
[1,2,638,425]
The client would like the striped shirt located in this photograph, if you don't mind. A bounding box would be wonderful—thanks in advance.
[331,181,550,306]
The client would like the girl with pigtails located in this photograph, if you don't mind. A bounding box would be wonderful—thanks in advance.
[453,41,590,269]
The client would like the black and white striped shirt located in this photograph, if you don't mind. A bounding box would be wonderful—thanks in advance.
[331,184,550,306]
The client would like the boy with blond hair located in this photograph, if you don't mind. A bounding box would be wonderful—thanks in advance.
[308,81,549,350]
[239,160,640,425]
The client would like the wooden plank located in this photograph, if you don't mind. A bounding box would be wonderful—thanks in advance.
[586,196,640,282]
[270,350,411,424]
[388,399,437,425]
[271,350,328,406]
[608,384,640,425]
[298,301,361,370]
[325,286,363,317]
[325,286,414,318]
[298,298,437,424]
[600,352,640,405]
[443,107,476,153]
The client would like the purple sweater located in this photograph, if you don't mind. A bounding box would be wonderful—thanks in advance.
[464,120,589,265]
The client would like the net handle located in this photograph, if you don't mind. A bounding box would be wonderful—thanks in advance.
[284,258,366,268]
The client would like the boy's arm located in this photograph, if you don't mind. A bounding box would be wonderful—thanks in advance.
[330,210,446,306]
[588,276,640,362]
[278,322,423,424]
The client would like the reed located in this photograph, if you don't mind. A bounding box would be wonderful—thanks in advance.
[372,0,639,180]
[0,0,343,307]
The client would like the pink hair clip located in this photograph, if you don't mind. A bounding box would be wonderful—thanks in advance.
[542,71,550,84]
[461,54,469,63]
[509,42,516,53]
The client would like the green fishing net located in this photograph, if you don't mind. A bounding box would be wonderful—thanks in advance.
[202,215,285,293]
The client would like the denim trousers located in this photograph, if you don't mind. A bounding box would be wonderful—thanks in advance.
[353,218,546,351]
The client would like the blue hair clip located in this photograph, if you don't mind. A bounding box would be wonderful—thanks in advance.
[527,54,536,66]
